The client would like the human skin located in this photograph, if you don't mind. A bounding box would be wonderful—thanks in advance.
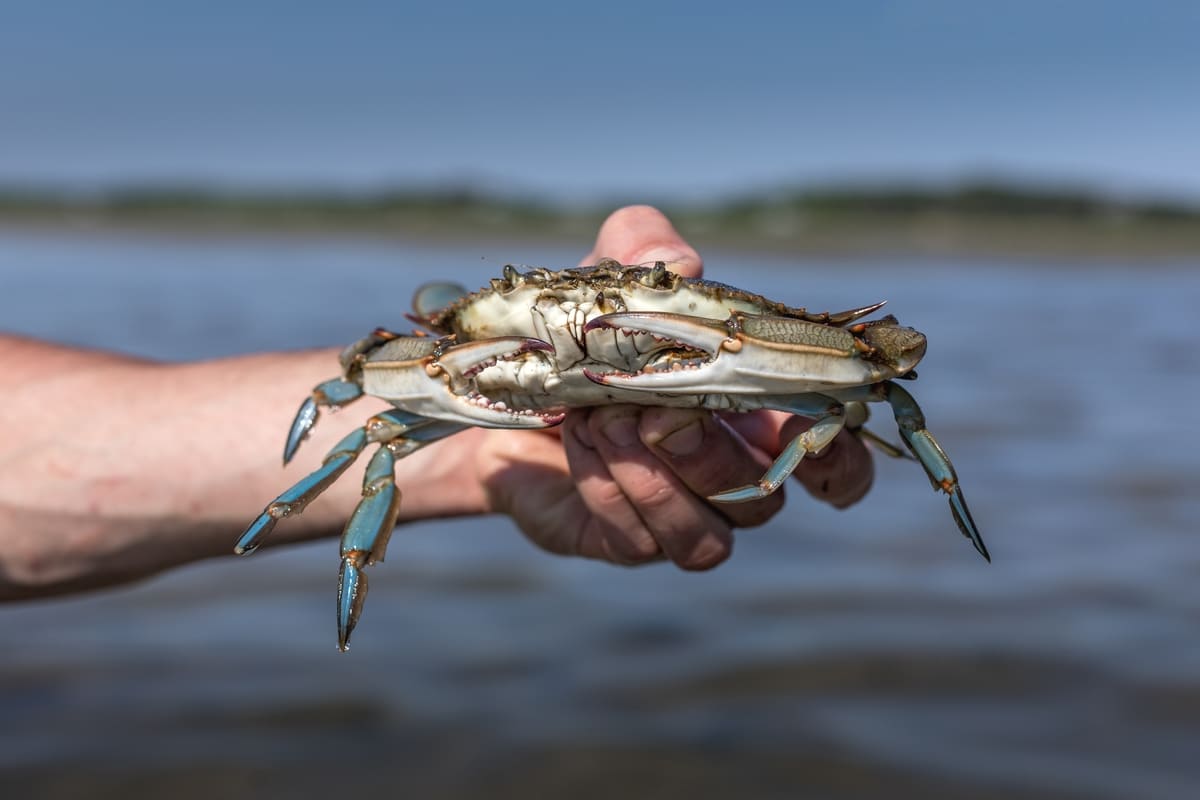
[0,206,872,598]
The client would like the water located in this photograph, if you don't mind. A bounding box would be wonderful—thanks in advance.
[1,228,1198,798]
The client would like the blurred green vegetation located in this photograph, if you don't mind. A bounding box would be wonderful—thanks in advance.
[3,182,1199,260]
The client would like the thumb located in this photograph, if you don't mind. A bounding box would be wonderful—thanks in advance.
[580,205,703,278]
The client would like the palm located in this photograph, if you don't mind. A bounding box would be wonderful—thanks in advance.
[474,425,591,558]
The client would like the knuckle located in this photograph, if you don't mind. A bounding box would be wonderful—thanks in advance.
[607,529,662,563]
[631,482,679,515]
[639,407,705,444]
[670,452,727,487]
[588,479,630,510]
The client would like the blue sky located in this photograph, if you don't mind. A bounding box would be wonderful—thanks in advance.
[2,1,1197,201]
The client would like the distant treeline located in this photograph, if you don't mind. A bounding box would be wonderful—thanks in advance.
[722,183,1199,221]
[0,185,555,220]
[3,182,1199,259]
[2,181,1196,220]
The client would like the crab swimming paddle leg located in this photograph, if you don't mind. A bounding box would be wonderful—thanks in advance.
[881,381,989,562]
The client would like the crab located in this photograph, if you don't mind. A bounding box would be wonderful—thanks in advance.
[236,259,988,650]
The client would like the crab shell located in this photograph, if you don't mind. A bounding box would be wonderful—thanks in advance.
[358,259,927,427]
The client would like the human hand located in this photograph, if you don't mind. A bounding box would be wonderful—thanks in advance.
[473,206,873,570]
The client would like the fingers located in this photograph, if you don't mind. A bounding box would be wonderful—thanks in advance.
[568,406,730,570]
[562,405,784,571]
[580,205,703,278]
[725,411,875,509]
[560,411,667,566]
[637,407,783,528]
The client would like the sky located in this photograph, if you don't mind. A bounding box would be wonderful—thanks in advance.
[1,1,1198,202]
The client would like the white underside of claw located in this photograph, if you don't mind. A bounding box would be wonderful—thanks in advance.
[362,337,565,428]
[584,312,889,395]
[367,308,894,420]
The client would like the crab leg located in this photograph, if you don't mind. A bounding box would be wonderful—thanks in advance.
[235,410,445,555]
[336,419,466,651]
[709,395,847,503]
[854,427,913,460]
[833,382,988,561]
[236,427,369,555]
[337,444,399,652]
[842,400,913,460]
[283,377,365,465]
[878,381,989,562]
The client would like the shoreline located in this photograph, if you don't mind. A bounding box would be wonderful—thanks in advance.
[3,213,1199,265]
[4,180,1200,262]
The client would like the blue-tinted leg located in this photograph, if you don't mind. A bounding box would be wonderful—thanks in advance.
[335,419,467,651]
[709,395,846,503]
[239,410,443,556]
[283,377,365,465]
[337,445,400,652]
[842,400,913,460]
[882,381,989,562]
[236,428,369,555]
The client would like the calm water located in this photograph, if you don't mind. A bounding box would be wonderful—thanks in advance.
[1,228,1198,799]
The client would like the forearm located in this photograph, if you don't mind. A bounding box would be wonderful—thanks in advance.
[0,336,487,598]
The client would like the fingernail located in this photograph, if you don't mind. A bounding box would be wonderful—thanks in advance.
[601,413,640,447]
[808,439,836,461]
[573,419,596,449]
[655,418,705,456]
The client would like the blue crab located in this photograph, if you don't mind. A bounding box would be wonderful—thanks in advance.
[236,260,988,650]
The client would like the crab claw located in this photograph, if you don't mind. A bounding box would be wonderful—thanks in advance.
[584,312,887,395]
[363,335,564,429]
[584,311,728,344]
[435,336,553,379]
